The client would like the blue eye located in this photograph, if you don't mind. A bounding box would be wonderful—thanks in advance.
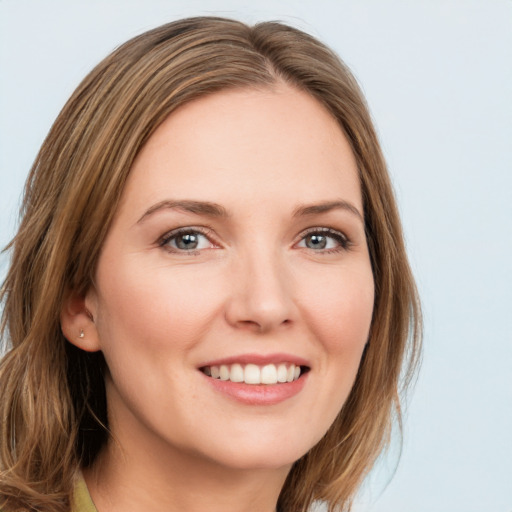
[297,228,349,252]
[160,229,213,252]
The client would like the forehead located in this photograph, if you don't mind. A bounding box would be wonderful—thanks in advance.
[121,84,361,218]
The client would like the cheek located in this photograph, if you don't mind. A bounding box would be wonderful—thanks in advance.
[300,264,374,355]
[93,257,224,355]
[300,261,374,421]
[288,263,374,446]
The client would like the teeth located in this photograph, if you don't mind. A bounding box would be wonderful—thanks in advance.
[203,363,303,385]
[261,364,277,384]
[230,363,244,382]
[277,364,288,382]
[244,364,261,384]
[219,365,229,381]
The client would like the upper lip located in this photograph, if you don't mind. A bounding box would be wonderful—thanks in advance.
[198,353,311,368]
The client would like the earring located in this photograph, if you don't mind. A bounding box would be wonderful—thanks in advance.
[79,329,84,338]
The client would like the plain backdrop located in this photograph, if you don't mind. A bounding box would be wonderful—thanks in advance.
[1,1,511,511]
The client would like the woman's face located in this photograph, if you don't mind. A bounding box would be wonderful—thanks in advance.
[82,84,374,472]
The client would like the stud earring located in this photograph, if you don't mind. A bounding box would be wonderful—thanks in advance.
[79,329,84,338]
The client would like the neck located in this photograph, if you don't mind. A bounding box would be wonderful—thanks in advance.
[83,435,290,512]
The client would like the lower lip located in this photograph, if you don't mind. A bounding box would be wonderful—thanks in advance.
[202,372,308,405]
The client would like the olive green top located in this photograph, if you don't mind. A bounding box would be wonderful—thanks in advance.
[71,475,97,512]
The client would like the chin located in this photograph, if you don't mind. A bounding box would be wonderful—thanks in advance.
[190,426,322,472]
[204,446,303,472]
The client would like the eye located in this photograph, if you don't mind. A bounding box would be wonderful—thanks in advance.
[296,228,350,252]
[159,228,216,253]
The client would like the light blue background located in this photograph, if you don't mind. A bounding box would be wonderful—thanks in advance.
[1,1,511,511]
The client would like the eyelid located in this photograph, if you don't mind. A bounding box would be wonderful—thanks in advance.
[295,227,352,252]
[157,225,351,254]
[158,226,219,252]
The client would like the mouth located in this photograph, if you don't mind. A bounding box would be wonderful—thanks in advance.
[199,363,310,385]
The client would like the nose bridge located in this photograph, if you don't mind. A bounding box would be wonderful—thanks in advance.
[225,242,295,332]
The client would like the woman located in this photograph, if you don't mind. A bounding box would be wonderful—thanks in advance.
[0,16,421,512]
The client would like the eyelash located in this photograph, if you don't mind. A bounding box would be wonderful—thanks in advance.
[159,227,216,254]
[158,226,351,254]
[297,227,352,254]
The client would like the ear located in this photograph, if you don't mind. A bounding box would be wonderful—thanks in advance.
[60,288,101,352]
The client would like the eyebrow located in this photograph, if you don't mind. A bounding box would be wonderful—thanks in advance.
[137,199,229,223]
[293,200,364,222]
[137,198,363,224]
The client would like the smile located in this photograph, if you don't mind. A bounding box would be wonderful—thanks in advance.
[200,363,308,385]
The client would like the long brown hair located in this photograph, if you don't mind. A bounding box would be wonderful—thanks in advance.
[0,16,421,512]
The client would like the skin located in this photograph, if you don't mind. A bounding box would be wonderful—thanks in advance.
[62,83,375,512]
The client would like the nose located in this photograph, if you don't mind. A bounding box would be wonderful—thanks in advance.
[224,248,296,333]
